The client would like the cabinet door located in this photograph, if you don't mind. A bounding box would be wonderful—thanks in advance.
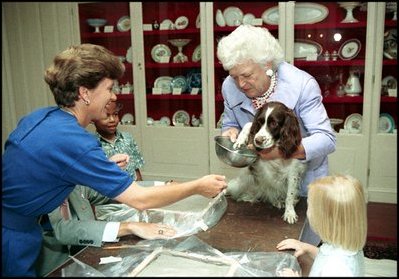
[137,2,209,181]
[291,2,372,195]
[208,2,280,179]
[78,2,136,127]
[368,3,397,203]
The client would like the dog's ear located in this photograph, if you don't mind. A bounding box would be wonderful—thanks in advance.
[279,108,301,158]
[249,104,267,145]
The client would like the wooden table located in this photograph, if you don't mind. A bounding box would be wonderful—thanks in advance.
[47,197,313,276]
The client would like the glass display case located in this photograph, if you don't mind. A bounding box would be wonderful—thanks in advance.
[141,2,203,128]
[379,4,397,134]
[78,2,136,125]
[212,2,279,128]
[293,2,369,134]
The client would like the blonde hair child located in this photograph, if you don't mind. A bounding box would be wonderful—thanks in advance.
[276,174,367,276]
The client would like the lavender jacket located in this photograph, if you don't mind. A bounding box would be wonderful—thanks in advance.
[221,61,336,196]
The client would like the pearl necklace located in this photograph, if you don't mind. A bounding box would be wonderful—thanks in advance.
[60,107,76,118]
[252,72,278,110]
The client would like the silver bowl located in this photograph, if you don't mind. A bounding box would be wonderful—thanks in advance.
[214,136,258,168]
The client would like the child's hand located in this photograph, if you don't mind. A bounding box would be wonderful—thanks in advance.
[109,153,130,169]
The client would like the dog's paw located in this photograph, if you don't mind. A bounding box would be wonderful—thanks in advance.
[232,140,246,150]
[283,208,298,224]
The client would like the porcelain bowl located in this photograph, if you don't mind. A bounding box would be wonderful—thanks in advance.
[86,18,107,28]
[214,136,258,168]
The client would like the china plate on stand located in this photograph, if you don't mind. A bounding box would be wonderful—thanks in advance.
[379,113,395,133]
[262,3,328,25]
[344,113,362,133]
[172,110,190,126]
[338,39,361,60]
[154,76,173,94]
[151,44,172,63]
[192,45,201,62]
[117,16,131,32]
[223,6,243,26]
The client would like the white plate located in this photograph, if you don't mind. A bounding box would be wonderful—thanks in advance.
[262,3,328,25]
[151,44,172,63]
[383,29,397,59]
[172,110,190,126]
[330,118,344,127]
[223,6,243,26]
[126,47,133,63]
[192,45,201,62]
[344,113,362,134]
[121,113,134,125]
[381,76,398,90]
[242,13,255,25]
[170,76,188,92]
[175,16,189,30]
[379,113,395,133]
[160,19,174,30]
[117,16,131,32]
[160,116,171,126]
[338,39,361,60]
[196,14,200,28]
[294,39,323,59]
[215,9,226,27]
[154,76,173,94]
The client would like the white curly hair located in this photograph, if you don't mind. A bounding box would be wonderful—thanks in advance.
[216,25,284,71]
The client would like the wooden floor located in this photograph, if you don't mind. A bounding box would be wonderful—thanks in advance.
[367,202,397,242]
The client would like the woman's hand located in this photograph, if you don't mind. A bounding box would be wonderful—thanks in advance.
[109,153,130,169]
[195,174,227,198]
[221,128,239,142]
[119,222,176,240]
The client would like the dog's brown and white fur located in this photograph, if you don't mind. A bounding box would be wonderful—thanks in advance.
[227,101,306,224]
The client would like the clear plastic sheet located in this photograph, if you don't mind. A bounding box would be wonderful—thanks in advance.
[61,236,301,277]
[95,190,228,238]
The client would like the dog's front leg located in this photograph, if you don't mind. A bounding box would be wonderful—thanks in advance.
[233,122,252,149]
[283,176,300,224]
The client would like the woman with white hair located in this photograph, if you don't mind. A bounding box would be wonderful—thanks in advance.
[217,25,336,245]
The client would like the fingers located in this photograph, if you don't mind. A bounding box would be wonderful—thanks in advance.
[154,224,176,239]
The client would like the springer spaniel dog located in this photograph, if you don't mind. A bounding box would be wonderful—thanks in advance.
[227,101,306,224]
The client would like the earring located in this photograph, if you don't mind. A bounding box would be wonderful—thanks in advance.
[266,69,274,77]
[84,100,90,105]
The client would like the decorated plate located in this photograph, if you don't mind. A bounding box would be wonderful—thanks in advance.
[121,113,134,125]
[338,39,361,60]
[223,6,244,26]
[195,13,200,28]
[154,76,173,94]
[383,29,397,60]
[381,75,397,95]
[379,113,395,133]
[175,16,189,30]
[330,118,344,128]
[160,116,171,126]
[117,16,131,32]
[192,45,201,62]
[262,3,328,25]
[294,39,323,59]
[186,71,202,92]
[172,110,190,126]
[151,44,172,63]
[344,113,362,134]
[126,46,133,63]
[170,76,188,92]
[242,13,255,25]
[160,19,174,30]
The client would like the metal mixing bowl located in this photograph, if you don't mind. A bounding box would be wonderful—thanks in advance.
[214,136,258,168]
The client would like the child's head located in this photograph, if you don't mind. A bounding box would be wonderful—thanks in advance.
[94,101,122,137]
[307,174,367,251]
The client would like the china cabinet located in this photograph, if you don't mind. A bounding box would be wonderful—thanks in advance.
[2,2,396,203]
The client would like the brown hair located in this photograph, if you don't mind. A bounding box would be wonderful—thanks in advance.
[307,174,367,251]
[44,44,125,107]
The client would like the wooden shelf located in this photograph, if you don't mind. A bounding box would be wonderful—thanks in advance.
[146,94,202,100]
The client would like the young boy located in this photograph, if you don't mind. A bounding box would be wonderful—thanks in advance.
[93,101,144,181]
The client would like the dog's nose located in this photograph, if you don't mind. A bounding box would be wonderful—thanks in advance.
[255,136,266,145]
